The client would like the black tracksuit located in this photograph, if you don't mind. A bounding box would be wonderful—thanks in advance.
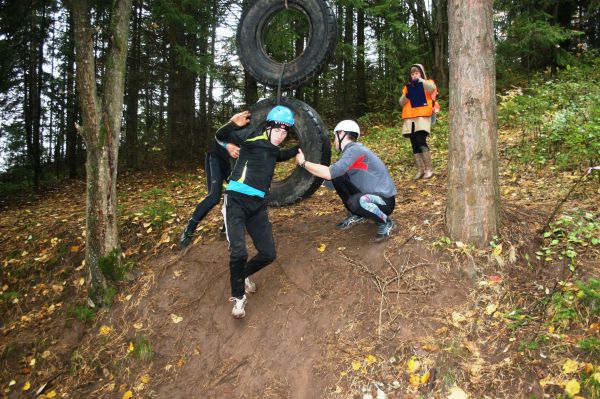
[216,122,298,298]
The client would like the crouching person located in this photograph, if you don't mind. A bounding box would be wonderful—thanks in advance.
[296,120,397,241]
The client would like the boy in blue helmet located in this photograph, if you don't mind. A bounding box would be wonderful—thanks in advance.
[216,106,298,319]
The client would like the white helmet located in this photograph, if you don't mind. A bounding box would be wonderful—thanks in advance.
[333,120,360,138]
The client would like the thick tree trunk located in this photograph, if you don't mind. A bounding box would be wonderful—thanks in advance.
[70,0,132,305]
[446,0,499,248]
[166,6,196,168]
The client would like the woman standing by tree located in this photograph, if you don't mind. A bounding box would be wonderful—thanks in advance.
[399,64,437,179]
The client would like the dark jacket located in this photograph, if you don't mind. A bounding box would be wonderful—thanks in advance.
[215,122,298,197]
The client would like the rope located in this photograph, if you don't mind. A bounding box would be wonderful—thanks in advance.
[276,62,286,105]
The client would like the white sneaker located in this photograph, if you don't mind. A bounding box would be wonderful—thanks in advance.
[230,295,247,319]
[245,277,257,294]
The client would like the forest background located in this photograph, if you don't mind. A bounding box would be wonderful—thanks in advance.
[1,0,598,184]
[0,0,599,398]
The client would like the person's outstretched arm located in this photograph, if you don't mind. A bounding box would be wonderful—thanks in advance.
[277,145,299,161]
[295,149,332,180]
[215,111,252,144]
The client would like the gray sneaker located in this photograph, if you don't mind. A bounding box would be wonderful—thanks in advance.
[230,295,247,319]
[336,213,366,230]
[374,218,395,242]
[245,277,257,294]
[179,229,194,247]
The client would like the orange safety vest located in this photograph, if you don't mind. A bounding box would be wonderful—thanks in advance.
[402,79,435,119]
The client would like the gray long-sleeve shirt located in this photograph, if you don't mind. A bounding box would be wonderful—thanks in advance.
[329,142,397,198]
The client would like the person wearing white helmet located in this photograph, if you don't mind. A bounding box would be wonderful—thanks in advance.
[215,106,299,319]
[295,120,397,241]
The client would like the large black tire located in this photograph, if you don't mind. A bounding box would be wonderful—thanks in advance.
[246,97,331,206]
[237,0,337,90]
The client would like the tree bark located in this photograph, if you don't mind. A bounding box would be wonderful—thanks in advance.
[446,0,499,248]
[124,0,141,169]
[356,7,366,116]
[69,0,132,305]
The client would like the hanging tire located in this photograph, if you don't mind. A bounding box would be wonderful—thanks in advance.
[237,0,337,90]
[246,97,331,206]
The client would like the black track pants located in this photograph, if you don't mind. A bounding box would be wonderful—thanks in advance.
[223,192,276,298]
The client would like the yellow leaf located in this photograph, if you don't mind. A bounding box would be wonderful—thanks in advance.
[421,370,431,384]
[492,243,502,257]
[564,379,580,396]
[128,342,134,352]
[407,356,421,373]
[23,381,30,391]
[317,243,326,252]
[409,373,421,387]
[351,360,361,371]
[563,359,579,374]
[70,245,80,252]
[99,325,112,335]
[485,303,498,315]
[47,391,57,398]
[366,354,377,365]
[592,372,600,383]
[140,374,151,384]
[335,385,342,394]
[170,314,183,324]
[122,391,133,399]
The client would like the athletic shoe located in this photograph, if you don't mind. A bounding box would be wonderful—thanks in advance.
[179,229,194,247]
[245,277,257,294]
[230,295,247,319]
[336,213,366,230]
[374,218,395,242]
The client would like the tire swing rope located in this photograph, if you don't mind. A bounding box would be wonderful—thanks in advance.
[276,62,287,105]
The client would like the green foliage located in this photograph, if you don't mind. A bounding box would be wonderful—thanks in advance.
[98,249,133,283]
[69,305,96,324]
[141,187,175,226]
[0,291,20,301]
[499,57,600,170]
[577,337,600,356]
[132,334,153,362]
[263,8,309,63]
[548,279,599,332]
[538,209,600,270]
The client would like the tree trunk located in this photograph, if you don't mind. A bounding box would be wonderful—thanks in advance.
[446,0,499,248]
[166,3,196,168]
[356,7,366,116]
[342,6,354,116]
[69,0,132,305]
[124,0,141,169]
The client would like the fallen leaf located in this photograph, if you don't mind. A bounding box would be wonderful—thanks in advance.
[492,243,502,256]
[122,391,133,399]
[99,325,112,335]
[317,243,326,252]
[23,381,30,391]
[47,391,57,398]
[485,303,498,315]
[170,314,183,324]
[421,370,431,384]
[366,354,377,365]
[447,384,468,399]
[351,360,361,371]
[562,359,579,374]
[128,342,134,352]
[564,379,580,396]
[409,373,421,387]
[407,356,421,373]
[140,375,150,384]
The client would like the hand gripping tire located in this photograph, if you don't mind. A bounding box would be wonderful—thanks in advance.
[247,97,331,206]
[237,0,337,90]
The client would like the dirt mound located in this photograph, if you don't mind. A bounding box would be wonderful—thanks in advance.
[57,187,469,398]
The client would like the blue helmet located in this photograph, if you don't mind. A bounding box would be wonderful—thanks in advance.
[266,105,294,127]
